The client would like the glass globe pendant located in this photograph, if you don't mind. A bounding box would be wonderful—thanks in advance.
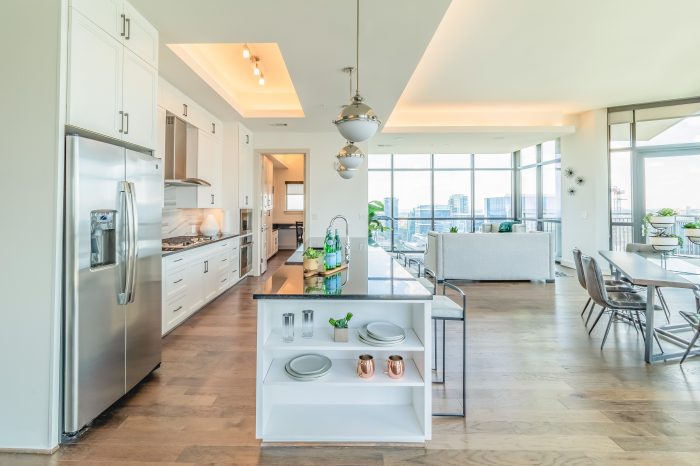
[336,142,365,169]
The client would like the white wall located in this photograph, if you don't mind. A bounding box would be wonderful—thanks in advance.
[560,109,610,267]
[0,0,66,451]
[254,132,368,239]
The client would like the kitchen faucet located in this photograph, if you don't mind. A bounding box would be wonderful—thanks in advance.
[328,215,351,263]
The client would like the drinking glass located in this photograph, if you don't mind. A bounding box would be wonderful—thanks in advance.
[302,310,314,338]
[282,313,295,343]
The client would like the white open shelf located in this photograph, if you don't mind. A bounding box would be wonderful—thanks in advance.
[262,404,425,443]
[264,327,424,352]
[263,358,423,387]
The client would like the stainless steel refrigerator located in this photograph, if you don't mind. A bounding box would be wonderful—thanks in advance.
[63,134,162,435]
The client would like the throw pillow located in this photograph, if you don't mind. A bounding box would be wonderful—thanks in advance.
[480,223,493,233]
[498,221,516,233]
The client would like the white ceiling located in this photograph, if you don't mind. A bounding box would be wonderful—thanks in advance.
[130,0,450,132]
[131,0,700,152]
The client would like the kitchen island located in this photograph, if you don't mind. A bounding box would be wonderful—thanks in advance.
[253,239,433,444]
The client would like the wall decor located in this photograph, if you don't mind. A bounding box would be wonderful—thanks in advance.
[575,176,585,185]
[564,167,575,178]
[567,187,576,196]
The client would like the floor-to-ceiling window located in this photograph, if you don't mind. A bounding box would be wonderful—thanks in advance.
[608,98,700,254]
[368,153,515,251]
[517,141,562,260]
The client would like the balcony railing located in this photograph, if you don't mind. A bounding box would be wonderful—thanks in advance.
[611,214,700,255]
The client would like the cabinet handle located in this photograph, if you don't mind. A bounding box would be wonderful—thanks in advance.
[173,258,183,263]
[183,104,188,117]
[212,122,216,134]
[245,134,249,144]
[222,258,228,262]
[125,17,131,40]
[120,14,126,37]
[220,278,227,283]
[245,195,248,205]
[173,278,183,284]
[118,111,124,133]
[173,305,183,313]
[211,194,214,205]
[204,260,208,273]
[123,112,129,135]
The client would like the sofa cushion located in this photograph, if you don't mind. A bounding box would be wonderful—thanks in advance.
[498,221,516,233]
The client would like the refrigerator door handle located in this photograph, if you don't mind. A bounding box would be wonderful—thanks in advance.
[117,183,130,305]
[127,181,139,303]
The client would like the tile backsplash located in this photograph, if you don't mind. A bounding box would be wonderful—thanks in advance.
[162,208,224,238]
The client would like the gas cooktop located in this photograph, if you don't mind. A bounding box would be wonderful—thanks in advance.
[161,235,213,252]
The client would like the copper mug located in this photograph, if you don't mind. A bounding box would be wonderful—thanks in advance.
[356,354,375,379]
[384,355,405,379]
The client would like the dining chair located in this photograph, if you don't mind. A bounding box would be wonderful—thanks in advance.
[423,267,466,417]
[679,289,700,364]
[624,243,672,323]
[582,255,663,352]
[572,248,636,332]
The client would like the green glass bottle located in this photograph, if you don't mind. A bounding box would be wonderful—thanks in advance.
[324,228,336,269]
[334,229,342,266]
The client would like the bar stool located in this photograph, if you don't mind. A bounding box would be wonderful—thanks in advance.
[423,267,466,417]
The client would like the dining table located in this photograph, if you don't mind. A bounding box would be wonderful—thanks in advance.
[599,250,700,363]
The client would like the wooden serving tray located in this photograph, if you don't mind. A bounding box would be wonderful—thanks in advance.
[303,263,348,278]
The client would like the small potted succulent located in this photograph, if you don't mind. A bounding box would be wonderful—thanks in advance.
[329,312,353,342]
[683,221,700,243]
[449,226,458,233]
[303,247,322,272]
[649,232,683,251]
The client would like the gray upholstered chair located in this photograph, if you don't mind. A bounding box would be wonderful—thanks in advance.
[423,267,466,417]
[679,289,700,364]
[572,248,636,332]
[582,255,663,352]
[625,243,671,323]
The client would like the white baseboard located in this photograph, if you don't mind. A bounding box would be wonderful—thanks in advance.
[0,445,59,454]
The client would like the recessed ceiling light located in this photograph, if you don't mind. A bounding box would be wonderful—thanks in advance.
[377,144,393,147]
[269,123,288,127]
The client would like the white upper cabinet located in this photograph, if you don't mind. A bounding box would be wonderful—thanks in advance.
[67,9,123,140]
[67,0,158,150]
[121,1,158,67]
[196,129,222,208]
[71,0,123,41]
[238,123,253,208]
[122,49,157,148]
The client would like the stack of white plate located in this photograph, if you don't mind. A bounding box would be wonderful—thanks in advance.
[358,321,406,346]
[285,354,332,381]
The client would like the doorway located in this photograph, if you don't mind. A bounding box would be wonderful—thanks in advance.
[259,153,305,273]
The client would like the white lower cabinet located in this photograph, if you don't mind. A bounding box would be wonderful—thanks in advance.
[161,238,242,335]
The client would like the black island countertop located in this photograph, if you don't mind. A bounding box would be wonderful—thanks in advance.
[253,238,432,300]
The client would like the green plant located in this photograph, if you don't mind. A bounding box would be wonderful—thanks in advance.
[328,312,353,329]
[656,208,678,217]
[683,221,700,229]
[449,226,458,233]
[653,232,684,247]
[368,200,391,241]
[303,247,322,259]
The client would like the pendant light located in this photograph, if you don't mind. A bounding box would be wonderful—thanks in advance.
[337,141,365,169]
[333,0,381,143]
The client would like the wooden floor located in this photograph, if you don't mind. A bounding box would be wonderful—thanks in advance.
[4,254,700,466]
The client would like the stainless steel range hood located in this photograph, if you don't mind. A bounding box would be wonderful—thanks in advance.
[164,114,211,187]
